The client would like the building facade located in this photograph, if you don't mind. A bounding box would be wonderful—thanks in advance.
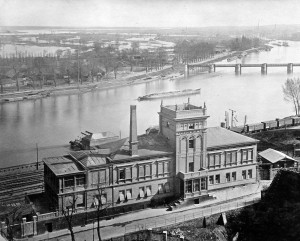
[44,101,258,212]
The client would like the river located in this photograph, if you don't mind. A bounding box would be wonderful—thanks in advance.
[0,41,299,167]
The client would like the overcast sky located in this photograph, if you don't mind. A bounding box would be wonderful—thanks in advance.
[1,0,300,28]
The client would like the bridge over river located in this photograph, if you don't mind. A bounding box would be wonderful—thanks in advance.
[185,63,300,75]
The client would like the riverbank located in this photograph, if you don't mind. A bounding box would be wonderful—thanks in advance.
[0,45,271,104]
[0,65,183,103]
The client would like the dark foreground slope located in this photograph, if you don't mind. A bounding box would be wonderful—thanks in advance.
[226,170,300,241]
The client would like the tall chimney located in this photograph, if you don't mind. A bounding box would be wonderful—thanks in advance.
[129,105,138,156]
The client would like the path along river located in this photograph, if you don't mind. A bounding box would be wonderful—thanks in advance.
[0,41,299,167]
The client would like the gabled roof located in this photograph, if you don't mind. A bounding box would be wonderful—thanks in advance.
[258,148,296,164]
[207,127,258,149]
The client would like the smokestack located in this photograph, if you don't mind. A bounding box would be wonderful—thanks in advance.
[129,105,138,156]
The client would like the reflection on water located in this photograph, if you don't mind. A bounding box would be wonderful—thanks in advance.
[0,41,300,167]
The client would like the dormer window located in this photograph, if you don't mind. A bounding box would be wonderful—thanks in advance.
[166,122,170,127]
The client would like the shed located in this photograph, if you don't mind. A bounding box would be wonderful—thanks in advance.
[258,148,299,180]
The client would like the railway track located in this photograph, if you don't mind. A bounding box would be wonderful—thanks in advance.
[0,169,44,205]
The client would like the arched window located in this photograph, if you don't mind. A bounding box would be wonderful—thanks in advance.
[188,138,195,149]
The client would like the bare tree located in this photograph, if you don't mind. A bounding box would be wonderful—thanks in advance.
[62,195,77,241]
[283,78,300,115]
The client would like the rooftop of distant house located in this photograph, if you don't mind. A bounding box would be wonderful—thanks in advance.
[258,148,296,164]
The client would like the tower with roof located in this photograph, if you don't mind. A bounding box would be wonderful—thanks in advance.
[158,99,210,197]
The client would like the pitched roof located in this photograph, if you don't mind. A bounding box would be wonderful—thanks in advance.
[258,148,296,163]
[69,151,107,168]
[207,127,258,149]
[44,156,84,176]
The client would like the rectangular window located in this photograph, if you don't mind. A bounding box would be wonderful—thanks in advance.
[76,176,85,186]
[125,168,132,181]
[189,139,194,149]
[200,177,207,190]
[208,155,214,168]
[126,189,132,200]
[232,152,237,165]
[146,186,152,196]
[145,165,151,177]
[209,176,214,185]
[215,174,220,184]
[248,169,253,179]
[139,187,145,198]
[76,193,85,207]
[232,172,236,181]
[242,170,247,179]
[226,152,237,166]
[248,150,254,161]
[93,196,99,207]
[215,154,221,167]
[188,162,194,172]
[64,177,74,188]
[139,165,145,179]
[92,172,98,185]
[158,184,164,194]
[242,150,248,161]
[208,154,221,169]
[65,195,74,208]
[164,161,169,175]
[99,170,106,184]
[186,180,193,193]
[194,179,200,191]
[100,194,107,205]
[165,182,170,193]
[119,169,125,182]
[119,190,125,202]
[188,123,195,129]
[226,173,230,182]
[158,162,163,176]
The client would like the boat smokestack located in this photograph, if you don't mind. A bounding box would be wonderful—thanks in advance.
[129,105,138,156]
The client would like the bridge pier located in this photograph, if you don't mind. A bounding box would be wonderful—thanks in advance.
[287,63,293,74]
[208,64,216,73]
[261,63,267,75]
[185,64,189,77]
[235,64,241,75]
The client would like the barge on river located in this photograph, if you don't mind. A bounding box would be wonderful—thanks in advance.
[138,88,201,101]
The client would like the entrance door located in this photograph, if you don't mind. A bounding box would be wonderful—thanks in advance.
[45,223,52,232]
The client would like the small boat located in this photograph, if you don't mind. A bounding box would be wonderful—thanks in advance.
[138,88,201,101]
[283,41,289,47]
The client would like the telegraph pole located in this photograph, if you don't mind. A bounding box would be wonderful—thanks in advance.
[36,143,39,170]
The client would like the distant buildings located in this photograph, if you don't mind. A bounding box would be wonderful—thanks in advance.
[44,101,259,213]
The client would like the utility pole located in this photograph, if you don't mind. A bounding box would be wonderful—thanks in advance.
[229,109,236,128]
[36,143,39,170]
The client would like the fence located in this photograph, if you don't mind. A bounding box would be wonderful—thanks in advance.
[0,162,43,176]
[124,197,260,234]
[0,196,260,240]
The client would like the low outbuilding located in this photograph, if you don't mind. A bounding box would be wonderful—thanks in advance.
[258,148,299,180]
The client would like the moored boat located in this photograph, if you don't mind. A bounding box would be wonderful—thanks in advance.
[138,88,201,101]
[283,41,289,47]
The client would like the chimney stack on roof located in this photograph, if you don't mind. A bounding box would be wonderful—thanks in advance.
[129,105,138,156]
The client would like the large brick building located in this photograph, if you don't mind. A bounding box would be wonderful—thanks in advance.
[44,101,258,213]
